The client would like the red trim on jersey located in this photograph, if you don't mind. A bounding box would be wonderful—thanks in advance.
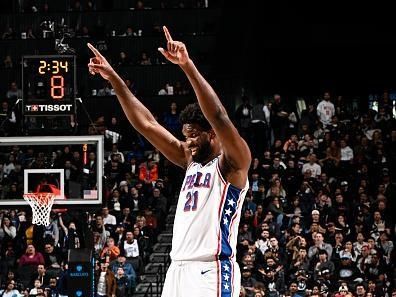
[216,260,220,297]
[216,183,229,258]
[230,261,235,297]
[228,188,246,259]
[216,161,226,185]
[186,161,195,172]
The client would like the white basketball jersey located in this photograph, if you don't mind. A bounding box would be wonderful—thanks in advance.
[170,156,248,262]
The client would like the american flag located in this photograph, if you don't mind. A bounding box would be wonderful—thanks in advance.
[83,190,97,199]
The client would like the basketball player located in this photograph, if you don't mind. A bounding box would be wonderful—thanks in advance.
[88,26,251,297]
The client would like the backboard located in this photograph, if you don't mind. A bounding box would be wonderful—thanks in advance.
[0,135,103,208]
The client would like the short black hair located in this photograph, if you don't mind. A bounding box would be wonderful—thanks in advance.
[179,103,211,131]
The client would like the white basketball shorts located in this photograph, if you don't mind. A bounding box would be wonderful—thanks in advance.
[161,259,241,297]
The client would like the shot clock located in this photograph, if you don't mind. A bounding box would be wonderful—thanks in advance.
[22,55,76,116]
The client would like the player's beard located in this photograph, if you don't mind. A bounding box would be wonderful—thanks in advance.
[191,139,212,164]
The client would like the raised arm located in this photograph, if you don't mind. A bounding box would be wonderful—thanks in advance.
[87,43,187,168]
[158,27,251,187]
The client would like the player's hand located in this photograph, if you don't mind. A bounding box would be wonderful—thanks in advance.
[87,43,115,80]
[158,26,189,65]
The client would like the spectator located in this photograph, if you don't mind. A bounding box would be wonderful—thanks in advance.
[42,242,63,278]
[0,101,17,136]
[250,99,270,155]
[101,237,120,263]
[302,153,321,178]
[19,244,45,267]
[3,55,13,68]
[308,233,333,260]
[163,102,181,137]
[44,277,59,297]
[138,51,151,65]
[5,82,22,100]
[117,51,131,67]
[0,280,21,297]
[31,264,50,288]
[95,262,117,297]
[271,94,289,142]
[316,92,335,127]
[97,81,114,96]
[2,27,15,39]
[138,159,158,185]
[110,253,136,293]
[29,279,44,296]
[313,249,335,281]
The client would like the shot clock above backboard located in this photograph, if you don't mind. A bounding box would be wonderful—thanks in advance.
[22,55,76,116]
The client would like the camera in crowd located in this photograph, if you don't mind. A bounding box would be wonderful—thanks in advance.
[40,18,75,54]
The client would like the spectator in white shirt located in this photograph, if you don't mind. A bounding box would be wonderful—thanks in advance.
[302,153,322,178]
[0,280,22,297]
[102,207,117,226]
[340,139,354,174]
[107,144,125,163]
[317,92,335,127]
[340,139,354,162]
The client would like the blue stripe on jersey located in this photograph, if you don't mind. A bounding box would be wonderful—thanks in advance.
[219,259,233,297]
[219,184,242,259]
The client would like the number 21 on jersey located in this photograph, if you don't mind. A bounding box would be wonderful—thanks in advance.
[184,191,199,212]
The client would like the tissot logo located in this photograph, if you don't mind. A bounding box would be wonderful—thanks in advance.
[25,104,73,112]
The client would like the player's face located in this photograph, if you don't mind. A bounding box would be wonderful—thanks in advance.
[182,124,212,163]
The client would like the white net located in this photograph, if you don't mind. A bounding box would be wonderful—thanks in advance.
[23,193,56,226]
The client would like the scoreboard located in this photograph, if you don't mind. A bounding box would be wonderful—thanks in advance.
[22,55,76,116]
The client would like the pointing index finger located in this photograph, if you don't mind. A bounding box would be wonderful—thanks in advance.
[87,43,103,58]
[163,26,173,42]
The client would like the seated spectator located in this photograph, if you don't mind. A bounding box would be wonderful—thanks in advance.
[31,264,50,288]
[119,26,136,37]
[97,82,114,96]
[42,243,62,278]
[19,244,45,268]
[3,55,13,68]
[313,250,335,281]
[6,82,22,100]
[108,144,125,163]
[289,247,310,275]
[110,253,136,292]
[308,233,333,260]
[114,267,129,297]
[44,277,59,297]
[241,266,257,296]
[29,279,43,296]
[138,51,151,65]
[102,207,117,229]
[302,153,321,178]
[0,216,16,248]
[0,280,21,297]
[138,158,158,185]
[119,230,142,274]
[117,51,131,67]
[101,237,120,263]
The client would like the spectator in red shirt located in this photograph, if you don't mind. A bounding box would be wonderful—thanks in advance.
[138,159,158,185]
[19,244,45,267]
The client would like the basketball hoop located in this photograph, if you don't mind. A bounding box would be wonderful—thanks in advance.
[23,193,56,226]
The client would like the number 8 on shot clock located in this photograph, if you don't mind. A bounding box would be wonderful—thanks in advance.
[22,55,76,116]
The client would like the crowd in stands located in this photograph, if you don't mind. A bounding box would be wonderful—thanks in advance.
[0,23,396,295]
[235,91,395,297]
[0,100,183,296]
